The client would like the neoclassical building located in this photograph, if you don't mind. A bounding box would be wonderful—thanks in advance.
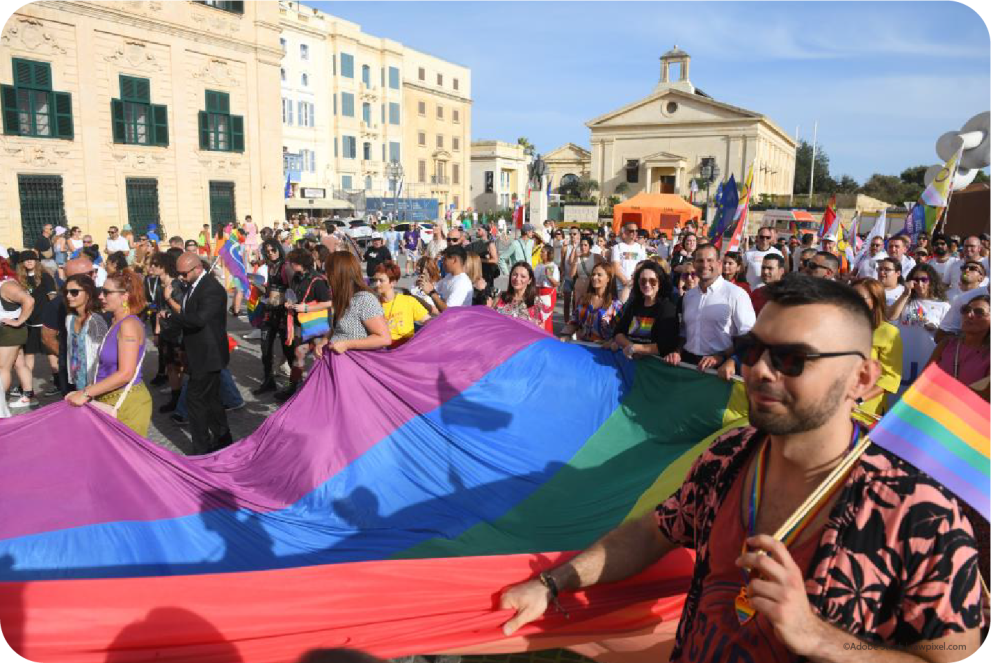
[0,0,285,249]
[586,47,796,202]
[542,142,590,194]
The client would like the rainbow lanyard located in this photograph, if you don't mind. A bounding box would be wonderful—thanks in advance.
[735,425,860,625]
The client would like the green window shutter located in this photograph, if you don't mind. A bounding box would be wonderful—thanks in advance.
[32,61,52,89]
[120,75,135,101]
[53,91,72,139]
[151,104,168,146]
[12,59,33,86]
[230,0,244,13]
[111,99,125,143]
[205,90,218,113]
[1,84,19,135]
[217,92,230,114]
[198,110,209,149]
[230,114,244,152]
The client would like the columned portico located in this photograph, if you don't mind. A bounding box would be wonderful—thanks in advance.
[642,151,687,194]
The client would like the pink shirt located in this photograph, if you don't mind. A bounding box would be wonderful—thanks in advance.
[937,337,990,387]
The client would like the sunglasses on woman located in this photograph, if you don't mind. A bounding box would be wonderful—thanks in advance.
[961,305,990,318]
[64,288,83,297]
[733,333,866,378]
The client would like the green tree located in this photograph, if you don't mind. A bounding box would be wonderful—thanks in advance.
[858,173,906,204]
[835,175,859,193]
[974,170,989,184]
[793,140,835,196]
[614,181,630,198]
[517,137,534,152]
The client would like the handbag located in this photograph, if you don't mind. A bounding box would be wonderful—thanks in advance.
[88,320,142,420]
[291,276,331,342]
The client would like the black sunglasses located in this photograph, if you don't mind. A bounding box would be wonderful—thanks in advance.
[64,288,83,297]
[177,268,197,277]
[733,333,866,378]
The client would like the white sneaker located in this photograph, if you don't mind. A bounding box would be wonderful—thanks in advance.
[244,329,262,340]
[8,394,36,409]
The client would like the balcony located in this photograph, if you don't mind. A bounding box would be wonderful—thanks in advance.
[431,175,450,185]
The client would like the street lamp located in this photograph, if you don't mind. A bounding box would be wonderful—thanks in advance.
[387,160,404,222]
[699,157,719,221]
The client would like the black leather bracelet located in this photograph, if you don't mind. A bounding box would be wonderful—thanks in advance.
[538,571,560,598]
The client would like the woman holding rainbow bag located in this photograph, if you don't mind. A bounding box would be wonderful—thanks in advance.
[274,248,333,403]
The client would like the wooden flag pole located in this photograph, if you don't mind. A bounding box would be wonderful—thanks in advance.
[771,435,872,541]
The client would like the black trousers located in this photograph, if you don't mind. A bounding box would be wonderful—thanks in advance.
[186,370,231,455]
[260,317,294,378]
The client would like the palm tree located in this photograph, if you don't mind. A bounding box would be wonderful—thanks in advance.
[517,137,534,152]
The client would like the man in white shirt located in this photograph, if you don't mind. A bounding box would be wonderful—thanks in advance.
[945,235,990,287]
[853,235,888,278]
[743,226,783,289]
[668,244,756,378]
[886,235,916,276]
[612,222,648,303]
[104,226,130,255]
[944,259,987,305]
[420,244,472,311]
[928,233,958,285]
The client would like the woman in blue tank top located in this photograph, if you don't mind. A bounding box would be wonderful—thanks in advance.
[65,270,152,436]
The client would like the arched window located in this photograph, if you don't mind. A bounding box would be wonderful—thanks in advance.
[559,173,580,194]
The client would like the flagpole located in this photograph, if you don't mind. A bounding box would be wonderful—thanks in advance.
[808,120,818,206]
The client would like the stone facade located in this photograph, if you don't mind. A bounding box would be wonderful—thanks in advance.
[402,47,471,215]
[469,140,530,214]
[542,142,591,194]
[587,48,796,204]
[0,0,283,249]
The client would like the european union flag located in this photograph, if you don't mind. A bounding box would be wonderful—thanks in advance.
[709,174,738,241]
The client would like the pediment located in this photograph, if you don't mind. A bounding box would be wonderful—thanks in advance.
[641,150,687,163]
[586,89,762,128]
[544,142,591,162]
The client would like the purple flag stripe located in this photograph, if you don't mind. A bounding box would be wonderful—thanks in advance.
[0,308,548,540]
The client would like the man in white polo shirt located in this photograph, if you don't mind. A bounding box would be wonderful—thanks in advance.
[886,235,916,276]
[743,225,783,289]
[612,221,647,303]
[666,243,755,379]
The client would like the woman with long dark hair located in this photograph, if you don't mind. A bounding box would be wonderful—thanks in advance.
[64,274,109,392]
[559,262,623,343]
[493,261,540,325]
[66,270,151,436]
[610,260,680,358]
[887,262,950,338]
[10,250,56,407]
[325,252,390,355]
[0,257,33,405]
[253,237,294,395]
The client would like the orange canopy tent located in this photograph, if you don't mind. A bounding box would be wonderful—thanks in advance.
[612,193,702,234]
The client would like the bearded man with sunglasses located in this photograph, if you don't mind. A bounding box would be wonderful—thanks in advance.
[500,274,982,662]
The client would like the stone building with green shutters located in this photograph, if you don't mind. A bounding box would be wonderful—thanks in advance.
[0,0,284,250]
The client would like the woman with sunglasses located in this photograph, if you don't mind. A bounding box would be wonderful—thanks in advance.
[928,294,990,400]
[610,260,679,359]
[850,278,903,417]
[65,271,151,436]
[886,263,949,338]
[674,265,699,302]
[64,274,108,392]
[253,238,294,395]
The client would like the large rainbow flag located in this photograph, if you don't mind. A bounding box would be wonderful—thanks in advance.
[0,308,747,662]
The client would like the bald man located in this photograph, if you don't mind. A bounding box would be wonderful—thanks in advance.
[42,257,100,396]
[161,253,231,453]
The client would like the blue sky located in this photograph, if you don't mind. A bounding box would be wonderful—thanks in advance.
[320,1,990,183]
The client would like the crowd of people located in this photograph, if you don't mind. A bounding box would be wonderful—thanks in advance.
[0,208,987,662]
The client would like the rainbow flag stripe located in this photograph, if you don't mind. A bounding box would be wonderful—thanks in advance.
[0,308,748,662]
[869,364,990,519]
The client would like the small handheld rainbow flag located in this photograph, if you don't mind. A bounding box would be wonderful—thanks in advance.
[868,364,989,520]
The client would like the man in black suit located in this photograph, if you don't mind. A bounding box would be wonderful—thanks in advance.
[163,252,232,454]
